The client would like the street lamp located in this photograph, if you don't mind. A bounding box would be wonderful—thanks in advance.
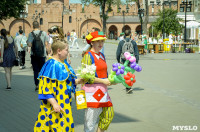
[138,8,144,35]
[156,0,171,39]
[20,10,28,33]
[180,0,192,45]
[118,4,130,32]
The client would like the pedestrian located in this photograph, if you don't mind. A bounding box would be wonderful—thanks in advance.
[119,32,124,41]
[70,29,79,49]
[70,30,74,42]
[57,27,71,64]
[67,31,70,42]
[27,21,49,91]
[143,36,148,54]
[81,31,114,132]
[0,29,18,90]
[47,29,53,45]
[169,32,173,52]
[82,32,86,44]
[53,28,59,35]
[14,29,27,69]
[178,33,183,52]
[34,39,83,132]
[15,26,25,36]
[116,29,139,94]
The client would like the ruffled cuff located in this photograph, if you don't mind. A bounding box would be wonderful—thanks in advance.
[38,94,54,100]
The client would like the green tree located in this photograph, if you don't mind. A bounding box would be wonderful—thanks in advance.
[0,0,27,20]
[81,0,114,34]
[152,8,184,36]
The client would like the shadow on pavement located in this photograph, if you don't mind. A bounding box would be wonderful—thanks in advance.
[132,87,144,91]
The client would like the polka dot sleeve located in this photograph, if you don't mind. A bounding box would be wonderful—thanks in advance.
[38,77,57,99]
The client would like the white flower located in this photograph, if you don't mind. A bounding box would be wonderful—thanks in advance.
[90,71,94,75]
[76,95,85,104]
[81,68,88,74]
[91,64,96,71]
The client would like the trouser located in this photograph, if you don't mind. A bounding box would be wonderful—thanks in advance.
[71,38,79,48]
[31,56,46,86]
[18,51,25,66]
[83,44,91,52]
[84,107,114,132]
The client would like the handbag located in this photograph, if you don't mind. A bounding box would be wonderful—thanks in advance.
[14,58,19,66]
[75,90,87,110]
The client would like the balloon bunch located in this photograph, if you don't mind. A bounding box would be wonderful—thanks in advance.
[108,52,142,88]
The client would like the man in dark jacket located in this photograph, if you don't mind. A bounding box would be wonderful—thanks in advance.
[116,29,139,94]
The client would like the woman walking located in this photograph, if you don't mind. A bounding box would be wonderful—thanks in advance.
[0,29,18,90]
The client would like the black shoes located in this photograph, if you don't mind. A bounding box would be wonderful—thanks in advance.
[5,87,11,91]
[126,88,133,94]
[35,86,39,92]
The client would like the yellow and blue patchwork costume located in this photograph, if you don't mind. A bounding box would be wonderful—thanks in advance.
[34,58,77,132]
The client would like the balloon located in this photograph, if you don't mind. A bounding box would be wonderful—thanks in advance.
[134,65,139,71]
[124,52,131,60]
[124,72,136,87]
[108,52,142,87]
[129,56,136,63]
[130,62,137,69]
[137,66,142,72]
[112,63,125,76]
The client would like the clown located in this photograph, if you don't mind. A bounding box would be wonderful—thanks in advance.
[81,31,114,132]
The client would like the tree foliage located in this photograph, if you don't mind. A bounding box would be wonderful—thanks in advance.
[0,0,27,20]
[152,9,184,35]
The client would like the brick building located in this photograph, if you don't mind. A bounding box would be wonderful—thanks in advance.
[0,0,189,39]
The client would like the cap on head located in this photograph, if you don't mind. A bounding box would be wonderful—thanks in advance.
[120,32,124,35]
[86,31,107,44]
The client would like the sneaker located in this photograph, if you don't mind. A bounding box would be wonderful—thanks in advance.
[5,87,11,91]
[77,47,79,49]
[126,88,133,94]
[22,66,26,69]
[19,66,23,70]
[35,87,39,92]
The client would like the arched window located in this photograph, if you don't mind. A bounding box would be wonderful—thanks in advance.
[40,18,43,25]
[69,16,72,23]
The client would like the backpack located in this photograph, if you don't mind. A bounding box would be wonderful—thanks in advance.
[20,36,27,49]
[120,39,134,60]
[31,31,44,57]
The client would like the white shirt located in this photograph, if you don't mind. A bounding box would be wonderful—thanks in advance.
[14,35,27,51]
[119,36,124,41]
[73,32,77,39]
[169,35,173,44]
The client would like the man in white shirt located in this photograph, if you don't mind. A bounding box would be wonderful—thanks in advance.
[70,29,79,49]
[14,29,27,69]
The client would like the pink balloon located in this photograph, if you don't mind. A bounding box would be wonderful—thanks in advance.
[124,52,131,60]
[129,56,136,63]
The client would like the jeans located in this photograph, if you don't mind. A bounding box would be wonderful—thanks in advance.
[31,56,46,86]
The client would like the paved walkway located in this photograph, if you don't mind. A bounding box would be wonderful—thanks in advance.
[0,39,200,132]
